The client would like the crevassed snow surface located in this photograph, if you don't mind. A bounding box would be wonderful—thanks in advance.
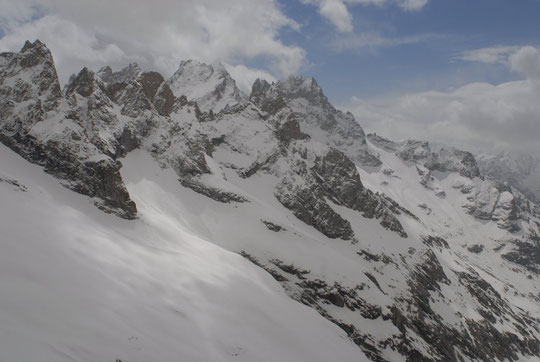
[0,144,364,362]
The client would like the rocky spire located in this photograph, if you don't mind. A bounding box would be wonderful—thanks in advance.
[97,62,141,84]
[0,39,62,109]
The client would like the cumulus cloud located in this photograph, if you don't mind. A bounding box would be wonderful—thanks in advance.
[0,0,305,84]
[301,0,353,33]
[344,46,540,156]
[510,46,540,81]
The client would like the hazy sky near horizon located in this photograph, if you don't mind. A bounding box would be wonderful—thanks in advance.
[0,0,539,155]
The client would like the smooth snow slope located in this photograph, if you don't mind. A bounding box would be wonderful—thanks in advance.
[0,144,364,362]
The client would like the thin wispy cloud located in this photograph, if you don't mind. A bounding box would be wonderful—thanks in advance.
[346,0,428,11]
[331,32,443,51]
[456,46,521,65]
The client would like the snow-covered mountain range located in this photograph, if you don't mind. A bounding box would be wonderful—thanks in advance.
[1,40,539,362]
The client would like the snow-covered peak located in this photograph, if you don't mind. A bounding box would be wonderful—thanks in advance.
[250,74,377,165]
[65,67,100,97]
[166,59,246,113]
[96,63,141,84]
[278,75,325,103]
[20,39,48,53]
[368,134,481,178]
[0,39,62,110]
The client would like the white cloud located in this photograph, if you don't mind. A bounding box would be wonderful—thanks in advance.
[510,46,540,81]
[345,79,540,155]
[331,31,441,51]
[398,0,428,11]
[224,63,277,94]
[301,0,429,34]
[344,46,540,156]
[0,15,132,84]
[318,0,354,32]
[457,46,520,65]
[345,0,429,11]
[301,0,353,33]
[0,0,306,84]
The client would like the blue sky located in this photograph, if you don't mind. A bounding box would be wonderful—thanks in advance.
[275,0,540,102]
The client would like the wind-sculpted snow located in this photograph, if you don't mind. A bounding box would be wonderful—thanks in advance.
[2,40,540,362]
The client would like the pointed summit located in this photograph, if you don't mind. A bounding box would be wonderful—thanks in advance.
[0,39,62,109]
[279,75,325,102]
[249,73,379,166]
[20,39,48,53]
[166,59,246,113]
[97,63,141,84]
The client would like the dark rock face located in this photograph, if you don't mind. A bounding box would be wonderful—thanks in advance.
[275,166,355,240]
[0,40,137,219]
[250,75,382,167]
[0,40,61,112]
[422,236,449,250]
[0,132,137,219]
[138,71,176,116]
[72,159,137,218]
[386,250,540,362]
[312,148,408,237]
[97,63,141,84]
[274,115,309,145]
[65,67,95,97]
[180,178,248,203]
[468,244,485,253]
[239,252,387,361]
[261,220,286,232]
[242,239,540,362]
[273,147,409,240]
[250,78,288,115]
[239,252,290,282]
[0,176,27,192]
[501,239,540,274]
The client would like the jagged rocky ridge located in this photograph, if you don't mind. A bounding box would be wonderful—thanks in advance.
[1,40,540,361]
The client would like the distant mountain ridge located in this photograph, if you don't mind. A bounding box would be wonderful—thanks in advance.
[477,151,540,202]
